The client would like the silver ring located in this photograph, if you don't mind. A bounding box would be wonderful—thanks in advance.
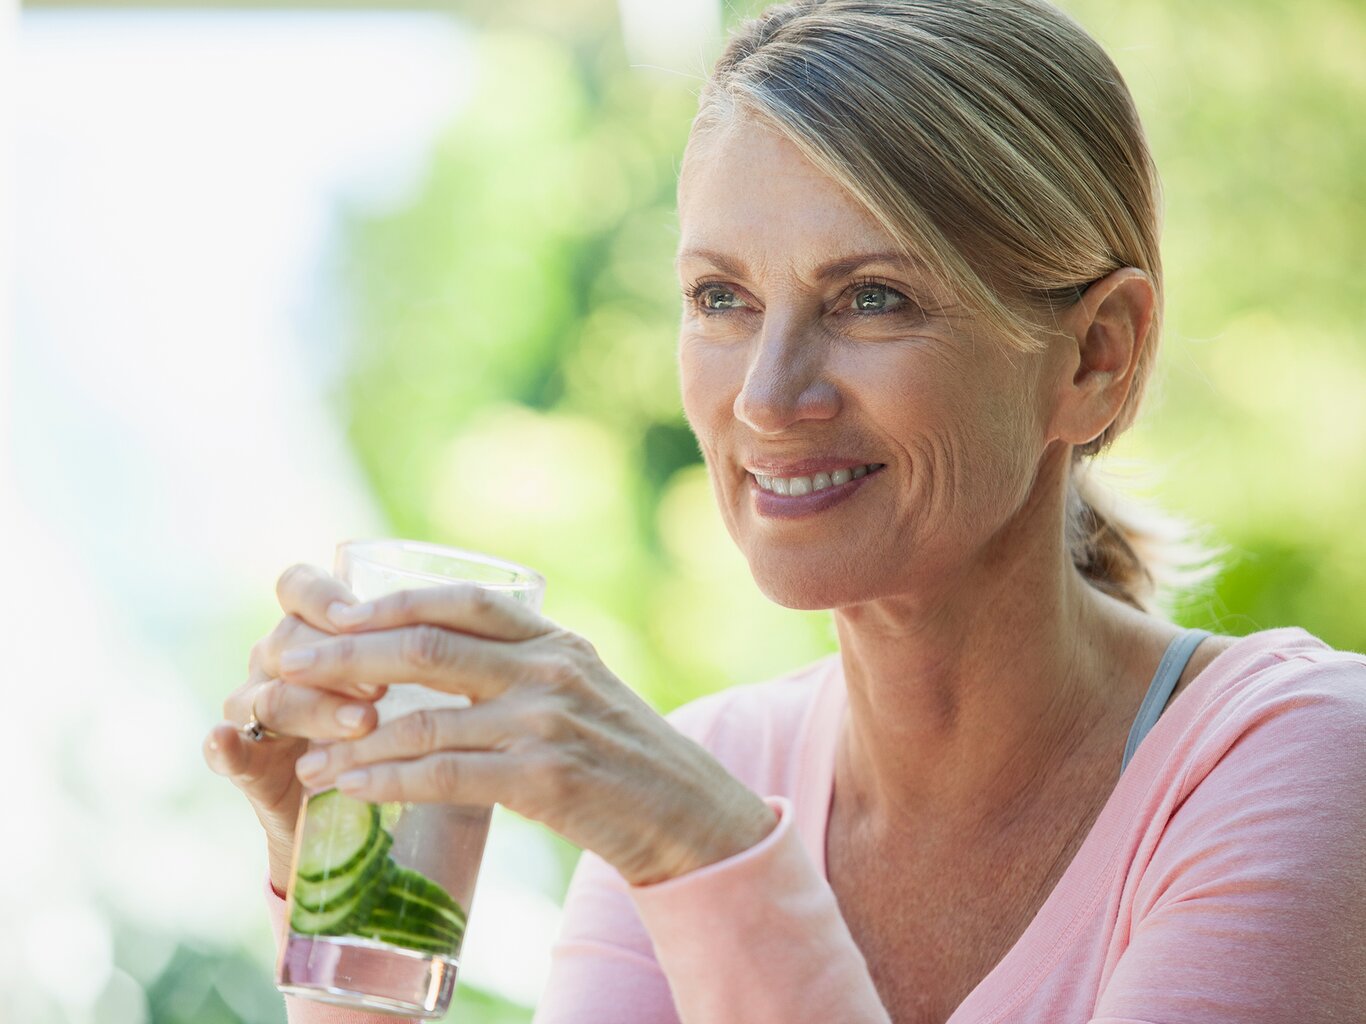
[241,684,282,743]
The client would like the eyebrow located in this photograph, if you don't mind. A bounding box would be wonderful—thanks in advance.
[674,248,929,283]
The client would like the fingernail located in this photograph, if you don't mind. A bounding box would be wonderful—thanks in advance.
[281,648,316,671]
[328,601,373,627]
[337,769,369,792]
[358,684,383,698]
[336,704,366,729]
[296,751,327,776]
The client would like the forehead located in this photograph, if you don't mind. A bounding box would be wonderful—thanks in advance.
[676,118,901,274]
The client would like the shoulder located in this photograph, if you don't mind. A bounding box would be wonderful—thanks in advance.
[1194,625,1366,718]
[1179,625,1366,786]
[1137,628,1366,915]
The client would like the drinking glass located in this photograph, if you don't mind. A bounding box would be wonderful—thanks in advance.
[275,539,546,1017]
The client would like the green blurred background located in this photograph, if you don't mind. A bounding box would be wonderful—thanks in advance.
[11,0,1365,1020]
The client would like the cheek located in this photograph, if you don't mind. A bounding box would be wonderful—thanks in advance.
[971,399,1044,531]
[677,338,736,451]
[678,339,752,550]
[879,359,1040,534]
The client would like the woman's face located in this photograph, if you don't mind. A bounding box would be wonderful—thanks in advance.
[675,117,1068,610]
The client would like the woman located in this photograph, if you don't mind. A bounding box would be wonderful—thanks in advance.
[204,1,1366,1021]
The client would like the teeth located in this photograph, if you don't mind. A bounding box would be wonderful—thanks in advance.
[755,464,882,495]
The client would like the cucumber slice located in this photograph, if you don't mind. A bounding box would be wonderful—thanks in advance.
[344,862,468,953]
[292,880,366,934]
[291,894,360,934]
[293,831,392,913]
[385,865,468,926]
[365,923,462,953]
[295,790,381,883]
[291,857,393,935]
[353,924,459,957]
[366,901,464,944]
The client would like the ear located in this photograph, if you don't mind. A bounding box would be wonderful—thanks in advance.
[1047,267,1156,448]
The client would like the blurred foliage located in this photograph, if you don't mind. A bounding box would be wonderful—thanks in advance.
[145,943,280,1024]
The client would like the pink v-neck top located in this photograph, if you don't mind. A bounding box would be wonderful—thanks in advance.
[267,626,1366,1023]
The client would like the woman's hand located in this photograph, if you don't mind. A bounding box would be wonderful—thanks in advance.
[274,582,778,886]
[201,565,387,893]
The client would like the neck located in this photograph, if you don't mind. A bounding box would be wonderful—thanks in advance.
[830,462,1155,843]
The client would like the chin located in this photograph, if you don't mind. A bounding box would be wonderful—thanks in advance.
[748,559,885,611]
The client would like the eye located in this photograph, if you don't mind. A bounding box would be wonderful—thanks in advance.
[848,280,908,314]
[685,281,750,313]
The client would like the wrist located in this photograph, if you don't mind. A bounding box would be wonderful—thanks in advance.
[627,794,778,887]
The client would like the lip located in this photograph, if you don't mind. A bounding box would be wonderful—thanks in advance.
[750,464,885,520]
[744,458,884,477]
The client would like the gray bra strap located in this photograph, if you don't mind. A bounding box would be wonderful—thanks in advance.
[1121,628,1212,774]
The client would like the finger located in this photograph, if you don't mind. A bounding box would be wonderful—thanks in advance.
[245,678,382,741]
[203,720,302,785]
[333,750,508,806]
[203,722,307,819]
[326,582,550,643]
[295,703,516,787]
[252,617,386,701]
[275,562,360,634]
[277,626,532,700]
[204,720,259,778]
[251,615,323,677]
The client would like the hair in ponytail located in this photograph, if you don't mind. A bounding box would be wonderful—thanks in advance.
[1066,457,1222,613]
[694,0,1222,609]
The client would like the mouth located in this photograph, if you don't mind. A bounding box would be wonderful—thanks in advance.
[750,462,886,496]
[746,463,887,521]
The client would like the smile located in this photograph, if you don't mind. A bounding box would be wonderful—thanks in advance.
[749,464,887,520]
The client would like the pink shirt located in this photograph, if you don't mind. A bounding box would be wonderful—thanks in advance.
[268,626,1366,1022]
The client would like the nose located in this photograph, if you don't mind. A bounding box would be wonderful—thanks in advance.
[733,318,840,434]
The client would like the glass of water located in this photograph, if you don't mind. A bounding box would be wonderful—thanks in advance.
[275,539,546,1017]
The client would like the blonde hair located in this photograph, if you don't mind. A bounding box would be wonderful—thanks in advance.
[692,0,1217,612]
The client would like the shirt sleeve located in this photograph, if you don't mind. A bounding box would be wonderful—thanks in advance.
[1091,661,1366,1023]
